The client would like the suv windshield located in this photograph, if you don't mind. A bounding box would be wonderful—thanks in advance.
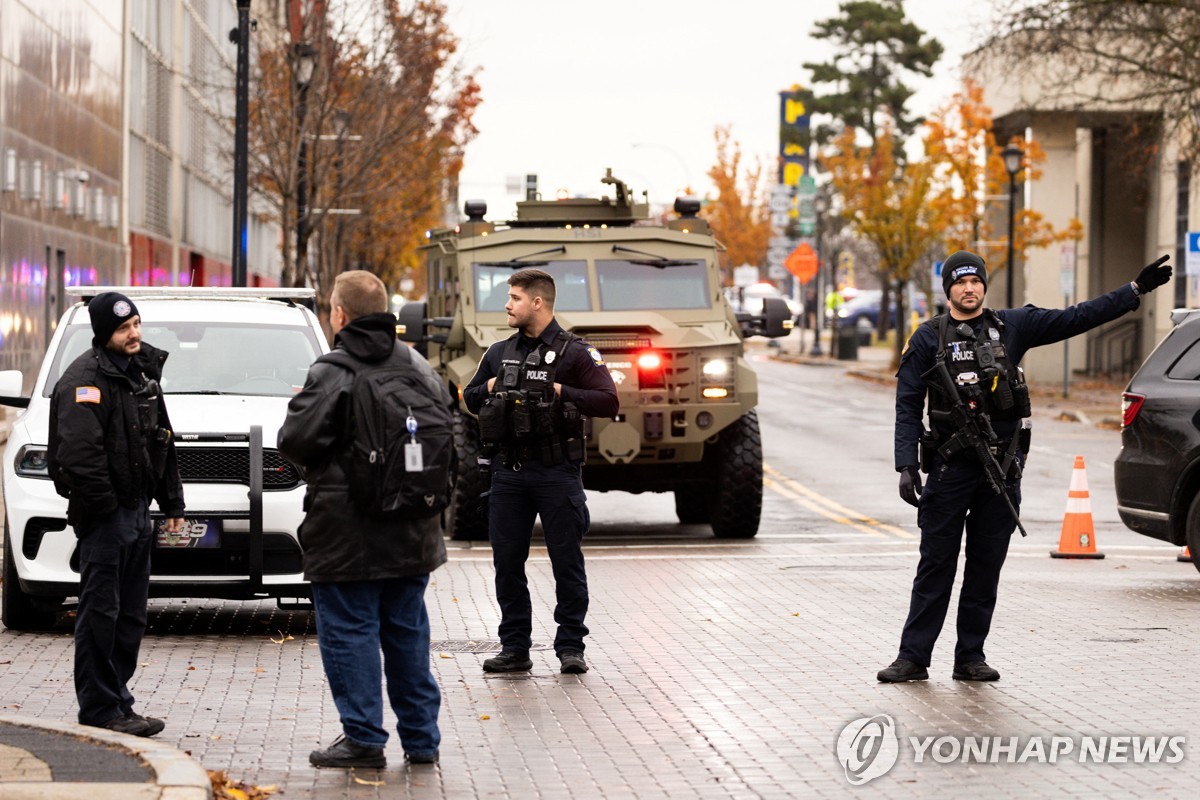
[475,261,591,312]
[597,259,710,311]
[43,322,322,397]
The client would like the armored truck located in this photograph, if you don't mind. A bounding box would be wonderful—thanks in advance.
[399,171,792,540]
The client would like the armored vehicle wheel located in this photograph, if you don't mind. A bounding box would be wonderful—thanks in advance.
[708,410,763,539]
[3,517,59,631]
[674,488,711,524]
[449,411,491,541]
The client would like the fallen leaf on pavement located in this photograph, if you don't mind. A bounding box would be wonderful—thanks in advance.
[352,774,386,786]
[270,631,294,644]
[209,770,277,799]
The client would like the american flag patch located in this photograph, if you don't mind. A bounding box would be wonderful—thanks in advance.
[75,386,101,404]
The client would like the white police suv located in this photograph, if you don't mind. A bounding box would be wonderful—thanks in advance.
[0,288,328,630]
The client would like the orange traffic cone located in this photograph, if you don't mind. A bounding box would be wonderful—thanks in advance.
[1179,546,1194,563]
[1050,456,1105,559]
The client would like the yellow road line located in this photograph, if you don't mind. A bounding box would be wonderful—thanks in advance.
[764,464,915,539]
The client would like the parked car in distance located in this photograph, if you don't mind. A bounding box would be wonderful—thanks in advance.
[0,287,328,630]
[735,283,801,322]
[834,288,929,332]
[1114,308,1200,573]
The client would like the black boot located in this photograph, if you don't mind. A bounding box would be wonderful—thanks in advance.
[309,735,386,768]
[877,658,929,683]
[952,661,1000,681]
[483,650,533,673]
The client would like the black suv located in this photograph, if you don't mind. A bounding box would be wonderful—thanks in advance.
[1114,308,1200,572]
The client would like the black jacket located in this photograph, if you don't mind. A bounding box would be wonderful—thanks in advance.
[277,313,450,582]
[894,283,1141,470]
[462,318,620,418]
[48,342,185,527]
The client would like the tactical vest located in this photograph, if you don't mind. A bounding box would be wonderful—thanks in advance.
[928,310,1030,432]
[477,330,587,465]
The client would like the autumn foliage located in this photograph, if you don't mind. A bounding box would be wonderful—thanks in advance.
[250,1,480,320]
[702,126,773,279]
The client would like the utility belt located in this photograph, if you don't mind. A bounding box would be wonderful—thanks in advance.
[494,437,585,469]
[920,421,1032,475]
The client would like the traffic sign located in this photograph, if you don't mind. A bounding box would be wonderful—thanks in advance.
[785,242,819,284]
[1187,232,1200,276]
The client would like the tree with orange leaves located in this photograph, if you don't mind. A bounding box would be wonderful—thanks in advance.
[924,80,1082,304]
[250,1,479,323]
[824,125,944,367]
[702,126,773,282]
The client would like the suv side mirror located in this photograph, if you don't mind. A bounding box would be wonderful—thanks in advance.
[737,296,792,339]
[0,369,29,408]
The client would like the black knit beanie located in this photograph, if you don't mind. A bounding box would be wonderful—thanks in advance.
[89,291,140,346]
[942,251,988,296]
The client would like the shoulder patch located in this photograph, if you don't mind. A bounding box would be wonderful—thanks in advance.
[75,386,101,404]
[586,346,605,366]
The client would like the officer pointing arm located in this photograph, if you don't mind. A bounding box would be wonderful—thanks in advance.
[879,251,1171,686]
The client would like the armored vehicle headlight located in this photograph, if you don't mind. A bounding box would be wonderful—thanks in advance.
[15,445,50,478]
[702,359,728,378]
[702,388,729,399]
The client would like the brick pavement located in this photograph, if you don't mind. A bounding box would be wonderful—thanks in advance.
[2,529,1198,799]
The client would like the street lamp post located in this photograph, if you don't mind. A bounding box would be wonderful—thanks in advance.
[331,109,349,274]
[293,44,318,287]
[1002,144,1024,308]
[810,193,829,357]
[230,0,252,287]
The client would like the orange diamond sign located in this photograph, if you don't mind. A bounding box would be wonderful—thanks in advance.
[785,243,819,284]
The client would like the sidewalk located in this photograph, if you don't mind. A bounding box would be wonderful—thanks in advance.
[0,714,210,799]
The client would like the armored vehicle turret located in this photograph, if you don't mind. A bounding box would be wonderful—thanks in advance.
[399,170,792,539]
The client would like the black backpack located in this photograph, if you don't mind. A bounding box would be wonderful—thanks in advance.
[318,346,453,519]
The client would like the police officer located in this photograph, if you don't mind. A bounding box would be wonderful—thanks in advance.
[48,291,185,735]
[878,251,1172,684]
[463,269,618,675]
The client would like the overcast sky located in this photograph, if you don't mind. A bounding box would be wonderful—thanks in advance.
[442,0,999,220]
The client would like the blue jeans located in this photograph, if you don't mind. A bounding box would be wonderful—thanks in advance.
[75,501,152,726]
[310,576,440,757]
[898,456,1023,667]
[488,459,590,653]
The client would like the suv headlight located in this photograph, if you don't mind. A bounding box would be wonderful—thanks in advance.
[15,445,50,479]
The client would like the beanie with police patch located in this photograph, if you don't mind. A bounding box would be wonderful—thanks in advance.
[89,291,140,346]
[942,251,988,296]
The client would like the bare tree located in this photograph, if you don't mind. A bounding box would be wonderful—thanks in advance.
[986,1,1200,158]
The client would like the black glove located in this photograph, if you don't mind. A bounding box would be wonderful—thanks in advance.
[1135,255,1172,294]
[898,465,922,507]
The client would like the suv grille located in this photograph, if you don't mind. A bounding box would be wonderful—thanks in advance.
[176,447,302,490]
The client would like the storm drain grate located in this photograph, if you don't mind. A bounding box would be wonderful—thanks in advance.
[430,640,552,653]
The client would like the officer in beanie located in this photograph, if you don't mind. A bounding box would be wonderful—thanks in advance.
[878,250,1172,683]
[47,291,184,735]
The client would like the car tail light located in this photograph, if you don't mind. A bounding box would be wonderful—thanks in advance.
[1121,392,1145,428]
[637,350,665,388]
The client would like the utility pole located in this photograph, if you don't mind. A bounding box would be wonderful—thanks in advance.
[230,0,252,287]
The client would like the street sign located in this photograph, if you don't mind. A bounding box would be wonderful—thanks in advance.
[733,264,760,288]
[768,265,788,280]
[1060,244,1076,297]
[932,260,944,286]
[1187,232,1200,276]
[785,242,819,284]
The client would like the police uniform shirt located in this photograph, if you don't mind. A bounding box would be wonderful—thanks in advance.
[894,283,1141,471]
[463,318,619,419]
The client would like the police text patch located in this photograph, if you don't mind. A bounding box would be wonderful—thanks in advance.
[75,386,101,404]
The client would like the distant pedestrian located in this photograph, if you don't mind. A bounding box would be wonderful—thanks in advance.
[463,268,618,675]
[279,270,451,768]
[48,291,185,737]
[879,251,1173,684]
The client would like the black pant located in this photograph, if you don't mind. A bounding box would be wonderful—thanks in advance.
[74,501,153,726]
[488,459,590,653]
[897,457,1022,667]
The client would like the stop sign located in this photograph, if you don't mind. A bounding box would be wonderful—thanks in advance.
[785,243,819,284]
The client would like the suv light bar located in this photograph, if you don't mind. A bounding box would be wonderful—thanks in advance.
[68,286,316,301]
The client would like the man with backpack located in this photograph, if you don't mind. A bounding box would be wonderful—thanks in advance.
[278,270,452,769]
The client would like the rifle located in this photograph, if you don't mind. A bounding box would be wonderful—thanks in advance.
[922,356,1028,537]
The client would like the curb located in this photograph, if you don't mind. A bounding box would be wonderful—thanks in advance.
[0,713,211,800]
